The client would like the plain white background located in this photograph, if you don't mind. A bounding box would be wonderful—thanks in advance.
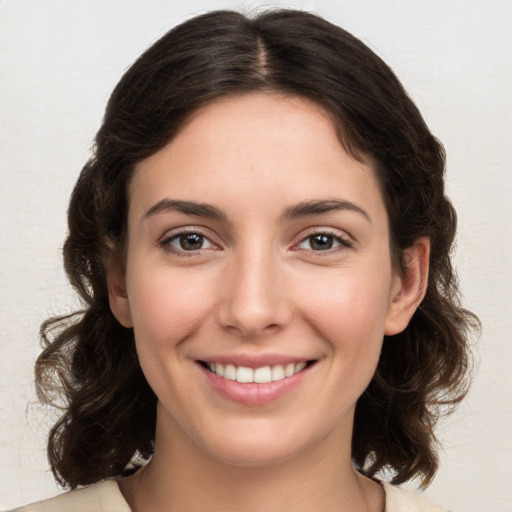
[0,0,511,510]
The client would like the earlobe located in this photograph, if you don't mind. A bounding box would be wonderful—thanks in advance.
[384,237,430,336]
[107,263,133,328]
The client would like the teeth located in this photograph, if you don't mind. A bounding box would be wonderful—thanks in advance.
[224,364,237,381]
[271,365,285,381]
[295,362,307,373]
[253,366,272,383]
[236,366,254,383]
[207,361,309,383]
[284,363,295,377]
[215,363,224,377]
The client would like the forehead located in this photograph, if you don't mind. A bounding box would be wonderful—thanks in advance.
[128,93,386,225]
[140,93,344,169]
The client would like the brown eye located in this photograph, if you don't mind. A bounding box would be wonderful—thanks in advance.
[308,234,334,250]
[177,233,205,250]
[297,233,352,251]
[160,231,216,254]
[300,234,336,251]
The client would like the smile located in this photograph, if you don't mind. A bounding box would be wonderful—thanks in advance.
[198,359,316,405]
[201,361,311,383]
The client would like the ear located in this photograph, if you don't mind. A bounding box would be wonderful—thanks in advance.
[384,237,430,336]
[106,259,133,328]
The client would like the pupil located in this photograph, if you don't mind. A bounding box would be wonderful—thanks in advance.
[311,234,333,250]
[180,233,203,250]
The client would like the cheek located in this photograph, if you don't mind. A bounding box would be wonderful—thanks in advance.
[298,269,392,360]
[126,268,218,416]
[127,267,215,352]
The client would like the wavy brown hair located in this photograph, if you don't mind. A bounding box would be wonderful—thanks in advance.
[35,9,478,489]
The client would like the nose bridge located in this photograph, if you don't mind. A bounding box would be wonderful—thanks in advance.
[216,238,290,337]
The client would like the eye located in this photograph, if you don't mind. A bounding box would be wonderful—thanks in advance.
[160,231,216,254]
[297,233,352,251]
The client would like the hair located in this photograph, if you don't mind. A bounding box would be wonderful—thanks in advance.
[35,9,478,489]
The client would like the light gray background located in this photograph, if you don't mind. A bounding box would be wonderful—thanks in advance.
[1,0,511,510]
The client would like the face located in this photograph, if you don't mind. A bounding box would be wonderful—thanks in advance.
[109,93,424,468]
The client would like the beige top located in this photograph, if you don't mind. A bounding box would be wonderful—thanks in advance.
[12,479,451,512]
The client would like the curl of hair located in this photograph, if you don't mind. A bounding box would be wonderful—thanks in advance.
[35,9,478,489]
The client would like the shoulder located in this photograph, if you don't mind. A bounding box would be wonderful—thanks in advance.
[10,480,131,512]
[383,482,452,512]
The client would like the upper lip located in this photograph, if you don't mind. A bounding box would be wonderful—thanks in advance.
[196,354,316,368]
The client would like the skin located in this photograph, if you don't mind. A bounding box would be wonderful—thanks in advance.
[109,93,429,512]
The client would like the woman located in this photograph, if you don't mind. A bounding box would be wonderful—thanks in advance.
[15,9,477,512]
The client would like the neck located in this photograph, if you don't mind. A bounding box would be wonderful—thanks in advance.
[119,409,384,512]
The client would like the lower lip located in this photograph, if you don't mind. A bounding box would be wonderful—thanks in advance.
[199,363,312,405]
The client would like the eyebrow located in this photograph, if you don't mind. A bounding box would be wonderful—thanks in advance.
[144,199,227,220]
[143,198,370,223]
[281,199,371,223]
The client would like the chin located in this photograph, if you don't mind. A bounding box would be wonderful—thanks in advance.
[193,417,325,469]
[205,438,300,468]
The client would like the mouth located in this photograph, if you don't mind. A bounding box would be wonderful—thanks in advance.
[198,360,316,384]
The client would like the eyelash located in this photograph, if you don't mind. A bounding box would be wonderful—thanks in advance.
[158,229,217,256]
[158,229,353,257]
[295,231,353,253]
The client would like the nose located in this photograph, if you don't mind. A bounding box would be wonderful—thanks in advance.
[215,247,292,339]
